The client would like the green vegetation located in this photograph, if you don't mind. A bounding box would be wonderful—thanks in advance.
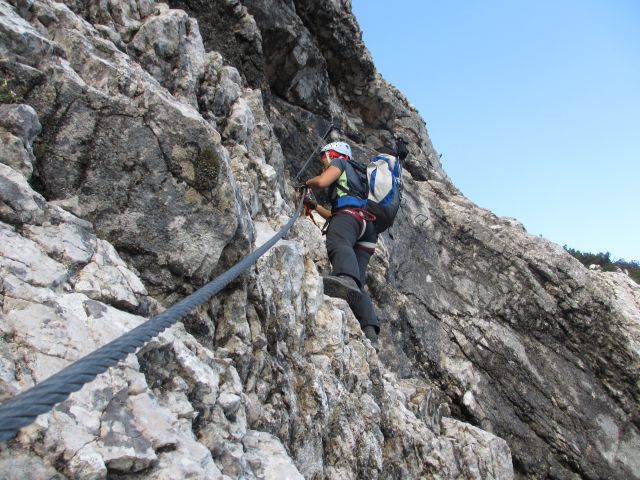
[0,77,22,104]
[564,246,640,285]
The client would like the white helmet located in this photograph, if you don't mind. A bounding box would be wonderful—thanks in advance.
[320,141,352,159]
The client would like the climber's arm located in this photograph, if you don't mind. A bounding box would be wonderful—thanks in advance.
[306,165,341,189]
[314,204,332,219]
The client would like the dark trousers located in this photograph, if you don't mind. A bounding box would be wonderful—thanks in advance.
[325,212,379,333]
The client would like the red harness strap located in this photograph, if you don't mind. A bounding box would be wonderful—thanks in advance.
[304,204,320,228]
[334,208,376,223]
[332,208,377,240]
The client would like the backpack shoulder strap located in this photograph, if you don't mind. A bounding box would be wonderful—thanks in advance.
[335,159,368,198]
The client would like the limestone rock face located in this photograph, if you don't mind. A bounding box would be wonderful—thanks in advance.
[371,183,640,479]
[0,1,637,480]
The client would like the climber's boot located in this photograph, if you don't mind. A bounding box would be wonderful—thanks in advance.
[322,274,362,305]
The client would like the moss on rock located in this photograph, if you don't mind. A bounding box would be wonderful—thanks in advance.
[193,147,220,192]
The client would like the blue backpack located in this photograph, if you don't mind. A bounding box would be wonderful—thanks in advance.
[364,153,402,233]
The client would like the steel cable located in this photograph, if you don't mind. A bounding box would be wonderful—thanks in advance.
[292,122,335,183]
[0,196,304,442]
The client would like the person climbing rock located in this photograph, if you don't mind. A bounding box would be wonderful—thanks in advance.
[304,141,380,350]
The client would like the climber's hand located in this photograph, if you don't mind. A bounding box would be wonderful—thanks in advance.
[302,188,317,210]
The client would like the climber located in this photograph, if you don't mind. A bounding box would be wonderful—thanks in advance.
[303,141,380,350]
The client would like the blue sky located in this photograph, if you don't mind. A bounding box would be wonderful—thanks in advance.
[352,1,639,261]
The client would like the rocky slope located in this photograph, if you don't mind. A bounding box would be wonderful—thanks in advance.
[0,1,638,479]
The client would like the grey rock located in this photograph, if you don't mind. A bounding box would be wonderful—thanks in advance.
[0,1,61,64]
[0,103,41,147]
[441,417,514,479]
[243,430,304,479]
[0,451,63,480]
[0,220,67,287]
[218,391,242,418]
[100,389,157,473]
[244,0,331,115]
[3,2,247,291]
[0,128,34,178]
[0,162,46,224]
[0,1,638,479]
[22,220,96,265]
[128,7,205,107]
[213,65,244,119]
[73,239,147,310]
[225,95,255,146]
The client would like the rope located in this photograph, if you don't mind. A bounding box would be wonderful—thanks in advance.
[0,196,305,442]
[292,122,334,183]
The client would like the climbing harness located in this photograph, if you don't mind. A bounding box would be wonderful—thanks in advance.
[334,207,376,224]
[333,207,376,239]
[321,207,376,237]
[0,195,306,442]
